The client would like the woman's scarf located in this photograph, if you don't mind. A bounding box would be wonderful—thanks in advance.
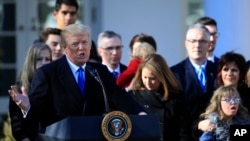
[207,112,250,141]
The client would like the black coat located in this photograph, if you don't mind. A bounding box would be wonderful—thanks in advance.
[120,63,127,73]
[10,56,143,140]
[238,84,250,112]
[128,90,191,141]
[170,58,217,127]
[213,56,220,66]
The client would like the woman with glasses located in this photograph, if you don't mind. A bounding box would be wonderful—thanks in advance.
[195,51,250,138]
[199,86,250,141]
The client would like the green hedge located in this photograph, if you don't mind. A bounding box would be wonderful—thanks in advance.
[0,113,15,141]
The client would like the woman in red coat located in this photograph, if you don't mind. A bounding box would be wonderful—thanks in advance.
[116,33,156,89]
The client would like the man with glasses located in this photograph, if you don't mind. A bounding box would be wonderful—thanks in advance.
[195,16,220,65]
[171,23,217,140]
[97,31,127,80]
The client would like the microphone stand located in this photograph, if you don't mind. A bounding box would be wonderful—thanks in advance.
[87,66,110,114]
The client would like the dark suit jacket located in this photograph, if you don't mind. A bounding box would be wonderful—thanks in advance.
[128,90,191,141]
[120,63,127,73]
[214,56,219,66]
[170,58,217,127]
[20,56,142,140]
[108,63,127,80]
[238,84,250,112]
[9,82,38,141]
[9,97,36,141]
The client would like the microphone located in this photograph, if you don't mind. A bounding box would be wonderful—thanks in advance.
[86,65,100,83]
[86,65,110,113]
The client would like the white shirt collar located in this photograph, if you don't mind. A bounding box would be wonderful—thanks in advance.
[207,55,215,63]
[66,57,86,73]
[102,63,120,74]
[190,59,207,72]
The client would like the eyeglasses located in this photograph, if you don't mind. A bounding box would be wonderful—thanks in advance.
[210,32,220,37]
[221,97,241,104]
[186,39,209,44]
[101,45,123,52]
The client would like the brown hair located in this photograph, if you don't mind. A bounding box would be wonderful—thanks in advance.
[200,86,249,122]
[129,33,157,51]
[216,51,247,88]
[130,54,180,100]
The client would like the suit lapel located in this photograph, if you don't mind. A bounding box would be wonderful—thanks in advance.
[120,63,127,73]
[83,65,101,101]
[205,61,216,93]
[57,56,83,101]
[185,59,203,92]
[185,59,216,94]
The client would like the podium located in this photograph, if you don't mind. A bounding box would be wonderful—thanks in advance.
[36,115,161,141]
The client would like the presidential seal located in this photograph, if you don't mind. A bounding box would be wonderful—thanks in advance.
[101,111,132,141]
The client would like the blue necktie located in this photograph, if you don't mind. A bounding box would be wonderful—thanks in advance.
[198,67,206,92]
[112,71,118,79]
[77,67,84,95]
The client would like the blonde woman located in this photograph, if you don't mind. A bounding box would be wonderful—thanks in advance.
[128,54,190,141]
[9,42,52,141]
[199,86,250,141]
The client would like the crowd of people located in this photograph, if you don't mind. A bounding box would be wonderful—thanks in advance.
[2,0,250,141]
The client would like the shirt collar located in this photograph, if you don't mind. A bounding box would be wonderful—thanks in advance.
[102,63,120,73]
[190,59,207,72]
[207,55,215,63]
[66,57,86,73]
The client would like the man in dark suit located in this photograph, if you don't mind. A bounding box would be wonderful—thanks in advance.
[97,31,127,79]
[171,23,217,139]
[8,24,145,140]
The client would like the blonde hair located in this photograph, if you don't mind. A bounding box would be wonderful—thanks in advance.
[61,24,91,48]
[131,42,155,60]
[20,42,52,92]
[245,68,250,87]
[200,86,249,122]
[130,54,180,100]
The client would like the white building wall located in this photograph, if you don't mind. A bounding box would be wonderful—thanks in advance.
[99,0,188,66]
[204,0,250,61]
